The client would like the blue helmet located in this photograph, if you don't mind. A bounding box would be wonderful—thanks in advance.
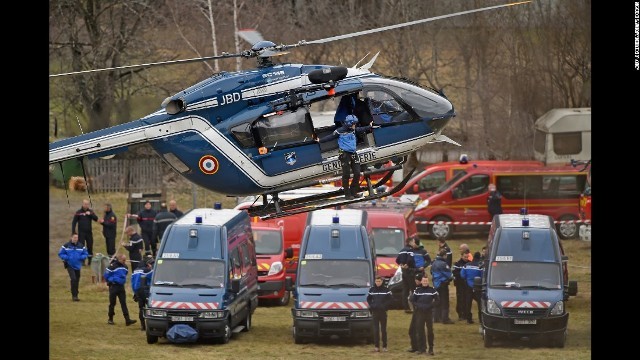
[344,114,359,126]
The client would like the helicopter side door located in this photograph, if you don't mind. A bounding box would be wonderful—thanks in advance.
[252,108,322,176]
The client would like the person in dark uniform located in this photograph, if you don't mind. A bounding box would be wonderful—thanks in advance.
[395,236,419,313]
[136,200,157,256]
[152,203,177,257]
[487,183,503,219]
[413,242,432,277]
[430,248,454,324]
[453,245,471,321]
[122,226,144,273]
[71,199,98,266]
[98,202,117,257]
[168,200,184,219]
[460,251,484,324]
[437,238,453,268]
[58,233,88,301]
[317,114,374,199]
[407,272,424,353]
[367,275,392,352]
[104,253,137,326]
[132,256,154,330]
[411,275,439,355]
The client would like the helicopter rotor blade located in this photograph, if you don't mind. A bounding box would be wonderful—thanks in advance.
[304,1,531,45]
[237,29,265,45]
[49,52,249,78]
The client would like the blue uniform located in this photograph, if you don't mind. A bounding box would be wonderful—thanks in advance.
[460,259,483,323]
[367,284,393,349]
[410,285,439,353]
[58,240,88,300]
[430,256,453,323]
[104,260,135,325]
[132,263,154,327]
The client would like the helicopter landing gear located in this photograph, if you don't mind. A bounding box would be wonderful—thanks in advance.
[246,167,416,219]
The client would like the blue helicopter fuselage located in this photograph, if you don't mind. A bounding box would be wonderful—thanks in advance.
[49,63,455,196]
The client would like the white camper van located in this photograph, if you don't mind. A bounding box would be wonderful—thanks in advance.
[533,108,591,165]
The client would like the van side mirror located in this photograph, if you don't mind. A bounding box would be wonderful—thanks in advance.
[473,276,483,290]
[285,247,294,259]
[285,276,295,291]
[230,278,241,293]
[561,255,569,262]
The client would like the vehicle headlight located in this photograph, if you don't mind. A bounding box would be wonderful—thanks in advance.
[486,299,501,315]
[146,309,167,317]
[415,199,429,212]
[268,261,283,276]
[295,310,318,318]
[388,267,403,286]
[350,311,371,318]
[199,311,224,319]
[549,301,564,315]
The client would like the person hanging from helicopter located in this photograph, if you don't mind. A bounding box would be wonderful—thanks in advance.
[317,114,377,199]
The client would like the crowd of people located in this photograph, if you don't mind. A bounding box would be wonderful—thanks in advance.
[60,198,182,329]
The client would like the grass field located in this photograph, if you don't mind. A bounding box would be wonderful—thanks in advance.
[49,186,591,359]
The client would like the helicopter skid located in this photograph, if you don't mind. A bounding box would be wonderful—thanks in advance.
[247,167,415,219]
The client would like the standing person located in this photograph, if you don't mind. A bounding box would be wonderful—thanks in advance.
[431,248,454,324]
[168,199,184,219]
[411,276,439,356]
[460,251,484,324]
[71,199,98,266]
[98,202,117,257]
[318,114,375,199]
[407,272,424,353]
[132,256,154,331]
[487,183,503,219]
[136,200,156,256]
[395,236,420,313]
[122,226,144,273]
[104,254,137,326]
[413,242,432,278]
[437,238,453,268]
[367,275,392,352]
[479,246,488,269]
[58,233,88,301]
[453,245,471,321]
[152,203,177,257]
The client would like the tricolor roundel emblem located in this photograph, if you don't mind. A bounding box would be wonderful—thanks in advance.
[198,155,219,175]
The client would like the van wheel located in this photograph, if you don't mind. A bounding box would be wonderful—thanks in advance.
[557,215,578,239]
[241,309,252,332]
[277,291,291,306]
[219,321,231,344]
[146,333,158,344]
[483,328,493,348]
[429,216,452,240]
[293,326,304,344]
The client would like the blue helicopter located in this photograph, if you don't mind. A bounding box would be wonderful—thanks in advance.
[49,2,530,219]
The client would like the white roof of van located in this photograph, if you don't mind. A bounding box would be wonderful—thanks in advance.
[308,209,365,226]
[534,108,591,133]
[497,214,552,229]
[174,208,243,226]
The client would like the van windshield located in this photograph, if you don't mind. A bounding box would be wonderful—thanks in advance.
[253,229,283,255]
[299,259,372,287]
[153,259,225,288]
[435,171,467,194]
[372,228,405,256]
[489,262,562,289]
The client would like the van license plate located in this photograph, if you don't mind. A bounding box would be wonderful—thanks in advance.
[171,316,194,322]
[514,319,536,325]
[323,316,346,322]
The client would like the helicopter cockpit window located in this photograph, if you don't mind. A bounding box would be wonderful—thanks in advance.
[230,123,256,148]
[254,109,315,148]
[366,90,408,124]
[386,84,451,120]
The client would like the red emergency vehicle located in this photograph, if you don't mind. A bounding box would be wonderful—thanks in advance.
[251,224,293,305]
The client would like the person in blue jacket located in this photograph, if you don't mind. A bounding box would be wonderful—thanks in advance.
[104,253,137,326]
[131,256,154,330]
[410,276,440,355]
[367,275,393,352]
[318,114,376,199]
[430,248,454,324]
[58,233,88,301]
[460,251,484,324]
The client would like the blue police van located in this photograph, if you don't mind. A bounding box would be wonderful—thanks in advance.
[287,209,376,344]
[144,208,258,344]
[475,213,577,348]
